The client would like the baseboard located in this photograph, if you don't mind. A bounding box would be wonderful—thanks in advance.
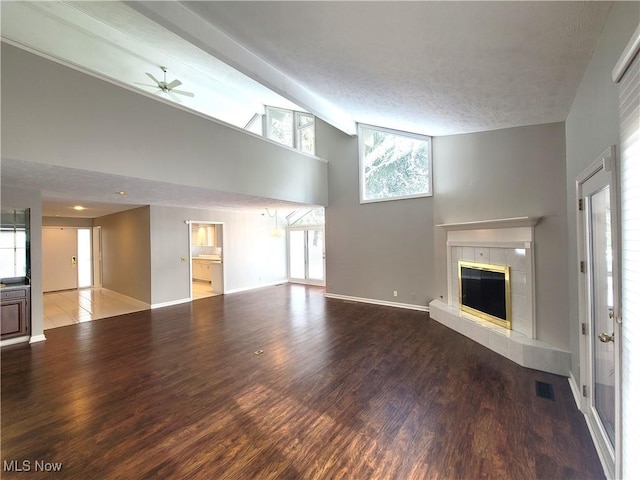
[568,371,584,412]
[1,335,31,347]
[29,334,47,343]
[324,293,429,312]
[151,298,190,309]
[225,280,289,295]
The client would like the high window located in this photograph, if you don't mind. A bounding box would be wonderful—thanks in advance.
[358,124,432,203]
[265,106,315,155]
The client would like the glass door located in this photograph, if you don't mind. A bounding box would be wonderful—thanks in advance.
[577,147,621,478]
[288,227,325,285]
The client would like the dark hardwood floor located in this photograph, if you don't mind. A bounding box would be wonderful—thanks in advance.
[1,284,603,479]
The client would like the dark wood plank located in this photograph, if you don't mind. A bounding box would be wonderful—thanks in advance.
[1,284,604,479]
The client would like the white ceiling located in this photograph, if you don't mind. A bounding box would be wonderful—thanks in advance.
[0,1,613,217]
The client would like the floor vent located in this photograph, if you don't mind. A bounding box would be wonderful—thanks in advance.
[535,381,555,401]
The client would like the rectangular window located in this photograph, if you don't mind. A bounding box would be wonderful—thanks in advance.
[266,106,315,155]
[358,124,432,203]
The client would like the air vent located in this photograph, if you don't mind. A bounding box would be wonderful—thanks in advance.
[535,381,555,401]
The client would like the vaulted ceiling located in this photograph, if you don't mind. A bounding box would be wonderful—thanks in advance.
[1,1,613,217]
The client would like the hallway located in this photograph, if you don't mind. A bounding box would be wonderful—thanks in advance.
[43,288,149,330]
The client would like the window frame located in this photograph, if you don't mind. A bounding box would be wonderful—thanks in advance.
[357,123,433,204]
[265,106,316,155]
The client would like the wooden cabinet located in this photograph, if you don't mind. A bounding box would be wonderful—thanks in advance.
[192,259,212,282]
[192,225,216,246]
[1,286,30,340]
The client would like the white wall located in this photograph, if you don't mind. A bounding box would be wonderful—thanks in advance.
[1,43,328,207]
[565,2,640,380]
[149,205,287,306]
[1,186,44,340]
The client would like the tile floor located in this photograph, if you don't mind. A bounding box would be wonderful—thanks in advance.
[43,288,150,330]
[192,280,218,300]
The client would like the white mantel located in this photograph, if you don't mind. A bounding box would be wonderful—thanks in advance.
[429,217,570,375]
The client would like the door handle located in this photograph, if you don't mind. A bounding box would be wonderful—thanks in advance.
[598,332,614,343]
[71,256,77,266]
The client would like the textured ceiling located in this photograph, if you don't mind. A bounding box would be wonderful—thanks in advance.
[0,1,613,217]
[182,1,612,136]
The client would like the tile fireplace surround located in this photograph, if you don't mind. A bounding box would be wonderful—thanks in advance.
[429,217,570,376]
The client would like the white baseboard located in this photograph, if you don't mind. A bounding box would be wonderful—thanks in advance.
[568,371,584,412]
[1,335,32,347]
[324,293,429,312]
[225,280,289,295]
[152,298,191,309]
[29,334,47,343]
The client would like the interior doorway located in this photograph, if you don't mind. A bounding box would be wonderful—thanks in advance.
[188,221,224,300]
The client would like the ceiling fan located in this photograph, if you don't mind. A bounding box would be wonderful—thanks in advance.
[134,66,194,102]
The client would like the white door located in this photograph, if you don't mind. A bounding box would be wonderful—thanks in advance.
[288,227,325,285]
[42,227,78,292]
[577,147,621,478]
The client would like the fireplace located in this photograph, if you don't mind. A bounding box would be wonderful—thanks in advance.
[458,261,511,329]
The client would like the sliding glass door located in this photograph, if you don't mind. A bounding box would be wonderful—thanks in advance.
[288,227,325,285]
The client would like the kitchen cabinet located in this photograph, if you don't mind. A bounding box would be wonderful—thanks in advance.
[192,259,213,282]
[1,284,30,340]
[192,224,216,246]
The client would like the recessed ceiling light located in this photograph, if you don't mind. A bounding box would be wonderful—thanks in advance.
[117,191,127,196]
[73,205,85,211]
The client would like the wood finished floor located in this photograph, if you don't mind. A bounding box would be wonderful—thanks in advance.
[2,284,603,479]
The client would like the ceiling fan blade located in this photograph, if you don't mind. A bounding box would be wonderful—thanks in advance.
[166,79,182,90]
[168,91,182,103]
[146,73,161,85]
[171,89,195,98]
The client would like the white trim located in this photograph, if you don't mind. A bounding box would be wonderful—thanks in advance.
[151,298,191,309]
[29,334,46,343]
[568,371,584,412]
[358,123,433,204]
[584,412,615,480]
[0,335,31,347]
[612,22,640,83]
[324,293,429,312]
[437,216,540,230]
[225,280,289,295]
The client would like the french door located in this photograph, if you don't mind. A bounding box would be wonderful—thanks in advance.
[288,227,325,285]
[577,146,621,478]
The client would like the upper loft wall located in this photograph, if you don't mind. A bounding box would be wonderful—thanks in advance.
[0,43,328,207]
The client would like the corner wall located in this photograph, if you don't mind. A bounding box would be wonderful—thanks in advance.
[318,119,435,308]
[1,186,44,340]
[565,2,640,380]
[94,207,152,304]
[433,122,568,350]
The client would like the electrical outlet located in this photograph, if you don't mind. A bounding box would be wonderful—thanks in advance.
[393,290,398,297]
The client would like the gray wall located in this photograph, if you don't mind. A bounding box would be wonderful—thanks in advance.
[94,207,152,304]
[149,205,287,305]
[43,217,94,228]
[1,43,328,207]
[565,2,640,379]
[432,122,568,349]
[318,119,435,307]
[1,186,44,339]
